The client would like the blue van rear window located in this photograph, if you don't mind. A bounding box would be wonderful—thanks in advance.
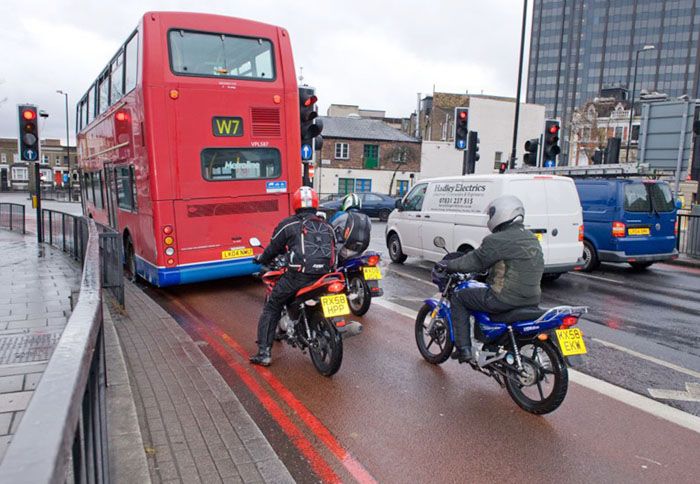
[624,183,674,213]
[648,183,674,212]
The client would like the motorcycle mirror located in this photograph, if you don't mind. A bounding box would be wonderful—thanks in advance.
[433,236,446,249]
[249,237,262,248]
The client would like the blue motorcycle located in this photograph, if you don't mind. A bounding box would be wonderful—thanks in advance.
[338,251,384,316]
[415,237,588,415]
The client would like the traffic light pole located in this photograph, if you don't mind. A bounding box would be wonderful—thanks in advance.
[510,0,528,170]
[461,151,468,175]
[34,162,42,243]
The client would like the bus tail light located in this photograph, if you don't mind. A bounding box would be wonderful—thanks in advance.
[167,258,175,265]
[169,89,179,100]
[165,247,175,256]
[612,221,626,238]
[578,224,584,242]
[163,225,173,235]
[164,236,174,245]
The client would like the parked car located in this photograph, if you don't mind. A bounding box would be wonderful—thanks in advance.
[319,192,399,221]
[385,174,584,279]
[574,178,679,271]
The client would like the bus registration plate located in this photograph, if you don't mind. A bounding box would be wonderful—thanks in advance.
[321,294,350,318]
[555,328,587,356]
[221,248,253,259]
[362,266,382,280]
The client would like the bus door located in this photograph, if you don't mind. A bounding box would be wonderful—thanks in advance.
[104,164,118,229]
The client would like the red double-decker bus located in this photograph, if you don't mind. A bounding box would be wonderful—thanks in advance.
[76,12,302,286]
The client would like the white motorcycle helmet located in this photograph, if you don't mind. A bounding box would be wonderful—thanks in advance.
[485,195,525,232]
[340,193,362,211]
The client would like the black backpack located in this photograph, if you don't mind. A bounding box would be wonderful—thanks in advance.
[297,215,336,273]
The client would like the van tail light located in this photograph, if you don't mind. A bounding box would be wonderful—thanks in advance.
[561,315,579,329]
[328,281,345,293]
[674,219,679,237]
[578,224,584,242]
[367,255,379,266]
[612,221,626,238]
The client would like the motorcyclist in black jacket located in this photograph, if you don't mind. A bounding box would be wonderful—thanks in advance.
[250,187,336,366]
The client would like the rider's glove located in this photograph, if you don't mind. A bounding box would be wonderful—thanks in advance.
[434,261,449,274]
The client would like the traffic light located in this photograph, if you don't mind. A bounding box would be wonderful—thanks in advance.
[498,162,508,174]
[543,119,561,167]
[605,137,621,164]
[454,107,468,150]
[523,138,539,166]
[466,131,480,174]
[18,105,40,162]
[299,87,323,162]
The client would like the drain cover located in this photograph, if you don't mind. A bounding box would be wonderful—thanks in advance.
[0,331,63,364]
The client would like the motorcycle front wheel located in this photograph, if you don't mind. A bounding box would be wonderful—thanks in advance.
[309,311,343,377]
[348,274,371,316]
[415,304,454,364]
[505,339,568,415]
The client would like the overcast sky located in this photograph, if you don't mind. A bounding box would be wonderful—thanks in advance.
[0,0,531,144]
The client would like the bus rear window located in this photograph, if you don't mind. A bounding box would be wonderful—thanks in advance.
[201,148,281,181]
[169,30,275,80]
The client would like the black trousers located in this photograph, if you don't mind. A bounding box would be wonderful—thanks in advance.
[451,287,516,348]
[257,271,320,349]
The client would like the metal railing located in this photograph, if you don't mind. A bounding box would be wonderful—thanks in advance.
[0,202,26,234]
[677,213,700,258]
[0,219,110,483]
[40,209,124,306]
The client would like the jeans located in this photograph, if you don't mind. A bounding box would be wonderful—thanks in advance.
[257,271,320,348]
[451,287,516,348]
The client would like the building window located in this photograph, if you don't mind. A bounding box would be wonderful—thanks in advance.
[614,127,623,139]
[338,178,354,194]
[393,147,408,163]
[631,125,640,142]
[334,143,349,160]
[355,178,372,192]
[0,153,6,163]
[12,153,18,163]
[363,144,379,169]
[12,167,28,181]
[42,155,49,164]
[495,151,502,162]
[397,180,409,196]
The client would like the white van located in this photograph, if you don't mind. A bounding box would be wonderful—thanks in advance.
[385,174,584,278]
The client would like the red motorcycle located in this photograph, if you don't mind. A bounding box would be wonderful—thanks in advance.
[251,238,362,376]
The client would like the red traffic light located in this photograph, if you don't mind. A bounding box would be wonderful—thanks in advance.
[303,95,318,107]
[459,111,467,120]
[548,124,560,134]
[115,111,128,122]
[22,109,37,121]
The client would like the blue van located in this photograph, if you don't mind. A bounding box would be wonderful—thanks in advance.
[574,178,678,271]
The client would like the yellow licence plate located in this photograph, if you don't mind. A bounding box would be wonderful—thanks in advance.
[221,248,254,260]
[535,233,544,241]
[362,266,382,280]
[628,227,650,236]
[555,328,587,356]
[320,294,350,318]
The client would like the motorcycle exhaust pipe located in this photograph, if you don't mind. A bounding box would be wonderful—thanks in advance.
[338,320,363,339]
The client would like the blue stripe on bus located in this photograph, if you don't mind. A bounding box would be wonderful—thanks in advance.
[135,256,258,287]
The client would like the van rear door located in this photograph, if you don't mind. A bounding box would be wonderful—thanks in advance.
[621,181,676,255]
[543,178,583,267]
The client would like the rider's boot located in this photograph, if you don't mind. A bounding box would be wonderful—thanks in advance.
[451,346,472,363]
[249,346,272,366]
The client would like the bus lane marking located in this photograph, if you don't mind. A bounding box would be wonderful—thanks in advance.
[167,295,377,484]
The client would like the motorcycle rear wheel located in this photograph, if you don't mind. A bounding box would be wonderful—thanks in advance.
[309,311,343,377]
[505,339,568,415]
[348,275,371,316]
[415,304,454,364]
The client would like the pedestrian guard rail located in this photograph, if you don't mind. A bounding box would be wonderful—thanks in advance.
[677,212,700,259]
[0,202,26,234]
[0,218,110,483]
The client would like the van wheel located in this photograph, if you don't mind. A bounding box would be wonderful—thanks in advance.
[378,209,391,221]
[581,240,599,272]
[388,233,407,263]
[629,261,653,271]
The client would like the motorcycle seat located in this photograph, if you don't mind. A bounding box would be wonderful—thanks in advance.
[489,306,548,324]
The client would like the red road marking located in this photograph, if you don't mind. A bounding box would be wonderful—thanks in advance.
[172,300,342,483]
[168,295,377,484]
[218,332,377,484]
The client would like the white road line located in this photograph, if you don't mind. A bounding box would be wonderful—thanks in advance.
[568,271,623,285]
[592,338,700,380]
[374,299,700,434]
[383,268,434,286]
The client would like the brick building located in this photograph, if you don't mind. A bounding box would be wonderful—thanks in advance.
[314,117,421,197]
[0,138,77,191]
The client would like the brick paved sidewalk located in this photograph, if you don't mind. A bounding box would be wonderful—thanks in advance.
[109,281,293,484]
[0,230,80,461]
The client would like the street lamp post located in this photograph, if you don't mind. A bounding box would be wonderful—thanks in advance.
[510,0,528,170]
[626,45,655,164]
[56,90,71,200]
